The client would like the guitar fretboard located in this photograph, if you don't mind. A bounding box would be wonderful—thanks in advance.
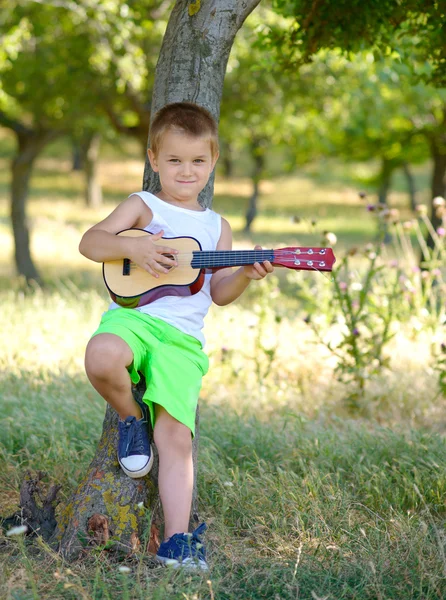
[191,250,275,269]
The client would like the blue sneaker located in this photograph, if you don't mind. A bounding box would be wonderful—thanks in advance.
[156,523,209,570]
[117,399,153,478]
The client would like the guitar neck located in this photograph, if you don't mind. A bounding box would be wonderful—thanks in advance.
[191,250,275,269]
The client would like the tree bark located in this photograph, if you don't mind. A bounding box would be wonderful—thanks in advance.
[11,129,59,282]
[57,0,261,562]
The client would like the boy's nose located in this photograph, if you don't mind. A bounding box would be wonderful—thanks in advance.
[181,162,192,176]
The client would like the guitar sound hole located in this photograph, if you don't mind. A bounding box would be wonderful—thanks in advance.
[161,253,175,271]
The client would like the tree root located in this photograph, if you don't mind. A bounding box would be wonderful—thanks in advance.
[1,471,61,541]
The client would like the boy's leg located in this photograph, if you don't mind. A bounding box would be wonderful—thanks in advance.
[85,332,153,478]
[153,404,193,539]
[85,333,141,420]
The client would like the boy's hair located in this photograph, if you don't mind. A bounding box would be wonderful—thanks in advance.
[149,102,219,158]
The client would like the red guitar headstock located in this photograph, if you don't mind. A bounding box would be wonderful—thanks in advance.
[272,247,336,271]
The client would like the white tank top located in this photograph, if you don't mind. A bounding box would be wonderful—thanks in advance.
[108,191,222,347]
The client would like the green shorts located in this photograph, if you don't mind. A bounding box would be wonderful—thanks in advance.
[91,308,209,435]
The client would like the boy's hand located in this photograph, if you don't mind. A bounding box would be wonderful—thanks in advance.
[243,245,274,280]
[131,230,178,278]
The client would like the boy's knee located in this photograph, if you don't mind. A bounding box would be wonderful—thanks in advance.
[154,409,192,455]
[85,334,133,379]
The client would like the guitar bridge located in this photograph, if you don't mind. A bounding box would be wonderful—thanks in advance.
[123,258,131,276]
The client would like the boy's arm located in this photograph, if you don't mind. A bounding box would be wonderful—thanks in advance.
[79,194,178,277]
[210,218,274,306]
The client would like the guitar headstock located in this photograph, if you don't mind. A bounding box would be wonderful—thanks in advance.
[272,247,336,271]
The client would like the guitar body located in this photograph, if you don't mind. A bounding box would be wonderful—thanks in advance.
[103,228,336,308]
[103,229,205,308]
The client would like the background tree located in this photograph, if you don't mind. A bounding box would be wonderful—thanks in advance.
[0,1,166,281]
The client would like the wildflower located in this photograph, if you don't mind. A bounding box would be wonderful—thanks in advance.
[338,281,348,291]
[385,208,400,223]
[433,196,445,208]
[118,566,132,574]
[352,328,360,336]
[358,191,367,199]
[389,260,399,268]
[350,282,363,291]
[367,204,376,212]
[437,227,445,237]
[441,343,446,353]
[415,204,428,216]
[323,231,337,246]
[6,525,28,536]
[435,206,446,218]
[402,221,414,231]
[291,215,301,224]
[348,247,358,256]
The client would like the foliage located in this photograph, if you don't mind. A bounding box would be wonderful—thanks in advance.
[261,0,446,86]
[0,1,166,137]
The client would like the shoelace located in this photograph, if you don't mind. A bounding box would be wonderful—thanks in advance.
[123,417,145,457]
[174,523,207,558]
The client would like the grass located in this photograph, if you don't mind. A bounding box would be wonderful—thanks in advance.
[0,137,445,599]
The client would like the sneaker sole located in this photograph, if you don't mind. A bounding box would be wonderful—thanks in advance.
[118,446,154,478]
[156,555,209,571]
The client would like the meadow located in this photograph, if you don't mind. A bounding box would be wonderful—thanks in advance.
[0,135,445,599]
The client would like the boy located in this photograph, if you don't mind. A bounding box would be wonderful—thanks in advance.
[79,102,273,570]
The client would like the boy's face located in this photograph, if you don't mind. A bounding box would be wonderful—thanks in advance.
[148,129,218,207]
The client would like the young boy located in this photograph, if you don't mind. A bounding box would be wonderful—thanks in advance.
[79,102,273,570]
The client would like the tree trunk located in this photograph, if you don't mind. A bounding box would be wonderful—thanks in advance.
[244,138,265,232]
[11,129,59,282]
[402,162,417,211]
[221,138,234,178]
[57,0,261,562]
[377,157,393,206]
[429,140,446,231]
[80,132,103,208]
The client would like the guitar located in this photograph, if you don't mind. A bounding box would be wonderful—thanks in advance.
[103,228,336,308]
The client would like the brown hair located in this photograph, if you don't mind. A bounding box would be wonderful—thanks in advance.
[149,102,219,158]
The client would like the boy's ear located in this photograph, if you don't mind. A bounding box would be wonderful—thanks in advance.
[147,148,159,172]
[211,151,219,171]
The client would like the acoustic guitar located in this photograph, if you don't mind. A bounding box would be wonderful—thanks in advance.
[103,228,336,308]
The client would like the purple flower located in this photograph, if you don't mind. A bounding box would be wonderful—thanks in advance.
[437,227,445,237]
[339,281,348,291]
[352,328,360,336]
[367,204,376,212]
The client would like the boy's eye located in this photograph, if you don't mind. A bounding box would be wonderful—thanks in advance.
[194,159,205,163]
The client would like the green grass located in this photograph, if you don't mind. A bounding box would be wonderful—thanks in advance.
[0,140,445,599]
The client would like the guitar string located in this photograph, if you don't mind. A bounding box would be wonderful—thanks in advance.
[126,249,332,268]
